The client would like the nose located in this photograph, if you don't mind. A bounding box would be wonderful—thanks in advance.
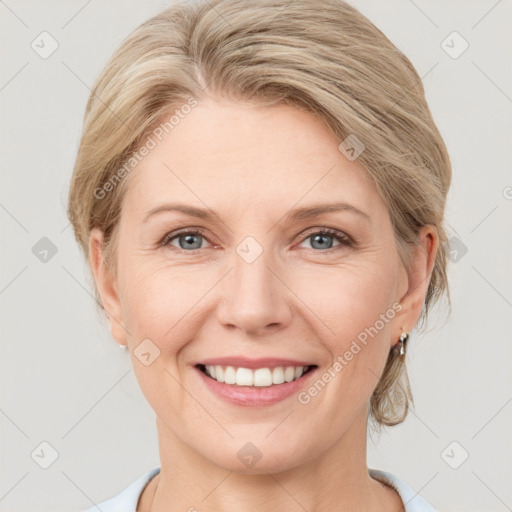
[216,243,293,336]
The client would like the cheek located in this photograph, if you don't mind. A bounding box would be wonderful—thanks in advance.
[291,256,397,400]
[118,256,211,352]
[293,256,398,336]
[119,260,199,414]
[118,255,226,374]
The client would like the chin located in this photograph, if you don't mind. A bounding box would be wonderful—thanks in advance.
[197,434,314,475]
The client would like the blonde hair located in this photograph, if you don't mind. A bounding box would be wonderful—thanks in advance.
[67,0,452,426]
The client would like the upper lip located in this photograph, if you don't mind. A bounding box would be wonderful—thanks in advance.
[195,357,317,370]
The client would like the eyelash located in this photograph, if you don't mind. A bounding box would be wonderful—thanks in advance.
[160,227,354,254]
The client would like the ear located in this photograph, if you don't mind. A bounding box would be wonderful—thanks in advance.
[88,228,128,347]
[393,225,439,346]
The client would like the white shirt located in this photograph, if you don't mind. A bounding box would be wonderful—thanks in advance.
[82,467,436,511]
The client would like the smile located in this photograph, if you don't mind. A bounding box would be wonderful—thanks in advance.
[194,356,319,406]
[197,364,317,387]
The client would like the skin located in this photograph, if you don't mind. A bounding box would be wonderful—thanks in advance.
[89,96,438,512]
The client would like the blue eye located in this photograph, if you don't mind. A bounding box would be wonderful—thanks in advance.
[161,230,209,251]
[161,227,353,253]
[299,229,352,251]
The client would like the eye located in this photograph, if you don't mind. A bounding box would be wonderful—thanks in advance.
[161,229,212,252]
[298,228,353,251]
[160,227,354,253]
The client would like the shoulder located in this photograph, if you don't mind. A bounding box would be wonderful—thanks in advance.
[369,468,436,512]
[81,467,161,512]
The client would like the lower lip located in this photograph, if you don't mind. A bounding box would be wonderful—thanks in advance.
[194,366,318,407]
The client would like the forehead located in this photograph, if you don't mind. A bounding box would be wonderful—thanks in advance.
[123,97,382,219]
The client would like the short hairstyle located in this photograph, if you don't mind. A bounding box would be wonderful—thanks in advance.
[67,0,452,426]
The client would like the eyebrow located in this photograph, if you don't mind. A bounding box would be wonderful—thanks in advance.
[142,201,371,224]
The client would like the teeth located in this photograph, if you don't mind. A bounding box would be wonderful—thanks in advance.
[284,366,295,382]
[215,366,225,383]
[224,366,236,384]
[253,368,272,387]
[236,367,253,386]
[272,367,284,384]
[203,365,309,387]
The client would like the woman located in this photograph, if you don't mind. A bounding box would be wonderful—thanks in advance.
[68,0,451,510]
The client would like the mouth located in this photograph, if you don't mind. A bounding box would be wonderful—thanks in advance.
[195,363,318,387]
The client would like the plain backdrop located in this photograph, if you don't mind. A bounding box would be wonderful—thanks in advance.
[1,1,511,511]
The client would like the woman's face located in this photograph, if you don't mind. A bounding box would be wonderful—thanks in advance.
[90,96,435,473]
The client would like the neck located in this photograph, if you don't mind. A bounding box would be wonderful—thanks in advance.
[139,410,403,512]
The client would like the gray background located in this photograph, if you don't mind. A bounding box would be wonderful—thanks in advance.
[1,0,511,510]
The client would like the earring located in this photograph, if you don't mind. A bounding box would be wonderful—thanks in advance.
[398,331,409,356]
